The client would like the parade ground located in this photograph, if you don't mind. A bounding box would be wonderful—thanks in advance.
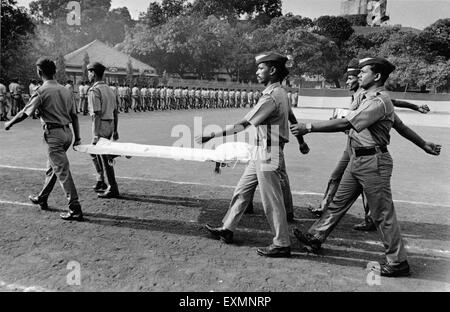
[0,107,449,292]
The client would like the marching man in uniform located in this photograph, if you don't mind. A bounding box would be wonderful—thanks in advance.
[291,57,411,277]
[5,57,84,221]
[140,85,147,112]
[197,52,294,258]
[87,62,120,199]
[247,89,254,108]
[78,81,86,114]
[9,78,22,117]
[0,78,9,121]
[131,83,140,112]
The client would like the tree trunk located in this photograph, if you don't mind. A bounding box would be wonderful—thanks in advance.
[334,79,341,88]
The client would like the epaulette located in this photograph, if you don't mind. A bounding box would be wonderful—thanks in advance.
[262,85,276,96]
[88,85,97,92]
[374,91,391,104]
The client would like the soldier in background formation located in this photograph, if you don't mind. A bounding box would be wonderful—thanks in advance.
[0,76,298,119]
[0,78,9,121]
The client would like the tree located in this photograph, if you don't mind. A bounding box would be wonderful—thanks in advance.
[126,58,134,83]
[55,53,67,82]
[420,18,450,60]
[251,0,282,25]
[1,0,37,80]
[81,52,90,82]
[268,13,313,33]
[342,14,368,26]
[161,0,188,18]
[281,28,342,86]
[138,2,165,28]
[139,0,190,27]
[30,0,135,55]
[189,0,282,22]
[102,7,135,45]
[313,15,354,47]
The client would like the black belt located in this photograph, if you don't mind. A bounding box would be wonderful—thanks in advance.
[354,146,388,157]
[44,123,67,130]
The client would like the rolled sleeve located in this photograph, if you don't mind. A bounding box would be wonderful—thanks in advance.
[22,94,41,116]
[88,88,101,115]
[346,99,385,133]
[244,95,276,127]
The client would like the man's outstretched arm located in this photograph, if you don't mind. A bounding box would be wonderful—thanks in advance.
[393,114,441,155]
[4,95,39,130]
[195,119,251,144]
[393,99,430,114]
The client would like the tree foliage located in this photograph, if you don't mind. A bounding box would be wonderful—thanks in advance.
[1,0,37,80]
[2,0,449,92]
[313,15,354,47]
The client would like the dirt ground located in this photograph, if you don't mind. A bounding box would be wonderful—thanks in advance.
[0,108,449,292]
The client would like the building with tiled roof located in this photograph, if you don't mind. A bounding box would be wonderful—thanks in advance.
[64,39,158,83]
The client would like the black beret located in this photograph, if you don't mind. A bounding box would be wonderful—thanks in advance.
[359,57,396,75]
[346,67,360,77]
[87,62,106,73]
[255,51,288,65]
[345,59,360,76]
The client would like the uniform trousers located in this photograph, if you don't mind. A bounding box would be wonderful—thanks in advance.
[11,95,23,116]
[247,166,293,216]
[222,146,290,247]
[320,147,370,222]
[131,97,140,110]
[90,120,119,192]
[0,98,9,117]
[39,126,81,213]
[308,150,408,264]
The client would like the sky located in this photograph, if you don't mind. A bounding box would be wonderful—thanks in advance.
[16,0,450,30]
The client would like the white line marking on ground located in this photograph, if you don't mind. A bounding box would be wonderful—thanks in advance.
[0,280,51,292]
[330,237,450,257]
[244,228,450,259]
[0,164,46,172]
[3,199,447,258]
[1,164,450,208]
[0,200,34,207]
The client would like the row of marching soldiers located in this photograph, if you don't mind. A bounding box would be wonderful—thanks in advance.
[109,84,269,112]
[74,82,301,115]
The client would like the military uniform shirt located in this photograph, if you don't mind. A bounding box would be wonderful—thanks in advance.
[79,85,86,97]
[83,85,90,97]
[132,87,140,97]
[244,82,290,149]
[0,83,7,100]
[9,83,21,95]
[247,91,253,102]
[22,80,75,126]
[88,81,117,120]
[346,87,395,148]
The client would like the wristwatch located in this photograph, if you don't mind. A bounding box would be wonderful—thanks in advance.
[306,123,312,133]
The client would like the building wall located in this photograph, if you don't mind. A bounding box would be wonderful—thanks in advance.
[341,0,369,15]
